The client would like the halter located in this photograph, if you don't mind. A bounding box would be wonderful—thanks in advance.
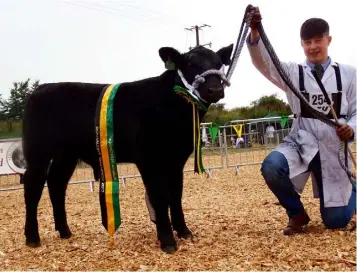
[176,66,231,104]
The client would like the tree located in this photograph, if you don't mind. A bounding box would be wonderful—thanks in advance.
[3,78,39,120]
[251,94,291,115]
[203,103,226,123]
[203,93,292,125]
[0,94,8,120]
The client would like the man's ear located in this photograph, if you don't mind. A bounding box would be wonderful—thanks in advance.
[216,43,234,66]
[327,35,332,46]
[159,47,183,70]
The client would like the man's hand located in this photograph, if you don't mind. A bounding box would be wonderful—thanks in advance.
[246,6,262,30]
[336,124,354,141]
[246,6,262,42]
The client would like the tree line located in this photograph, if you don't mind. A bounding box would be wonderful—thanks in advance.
[203,93,292,125]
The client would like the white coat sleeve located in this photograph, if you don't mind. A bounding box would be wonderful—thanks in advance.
[246,35,296,93]
[346,67,356,140]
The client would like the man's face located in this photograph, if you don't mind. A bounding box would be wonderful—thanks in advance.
[301,34,332,64]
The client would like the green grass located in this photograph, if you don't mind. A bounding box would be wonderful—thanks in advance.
[0,121,22,139]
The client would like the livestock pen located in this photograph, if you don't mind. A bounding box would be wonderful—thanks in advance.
[0,117,356,271]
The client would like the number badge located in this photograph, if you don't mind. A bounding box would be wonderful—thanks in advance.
[309,93,332,114]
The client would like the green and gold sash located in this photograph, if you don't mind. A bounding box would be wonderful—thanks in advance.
[95,83,122,247]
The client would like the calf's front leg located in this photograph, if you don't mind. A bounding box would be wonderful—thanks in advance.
[169,171,193,239]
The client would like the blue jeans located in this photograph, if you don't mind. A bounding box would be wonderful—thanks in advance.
[261,151,356,229]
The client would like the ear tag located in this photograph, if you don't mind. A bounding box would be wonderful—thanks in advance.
[165,59,176,70]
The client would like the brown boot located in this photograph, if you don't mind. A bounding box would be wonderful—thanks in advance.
[283,211,311,235]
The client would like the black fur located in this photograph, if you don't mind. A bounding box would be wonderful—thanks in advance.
[22,44,233,253]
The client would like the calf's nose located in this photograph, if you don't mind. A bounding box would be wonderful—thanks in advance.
[208,86,224,98]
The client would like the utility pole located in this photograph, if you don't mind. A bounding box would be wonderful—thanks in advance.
[185,24,212,50]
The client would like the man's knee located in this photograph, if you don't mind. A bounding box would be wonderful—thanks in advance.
[322,209,351,229]
[261,151,289,183]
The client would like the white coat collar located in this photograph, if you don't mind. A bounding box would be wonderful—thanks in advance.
[301,58,338,83]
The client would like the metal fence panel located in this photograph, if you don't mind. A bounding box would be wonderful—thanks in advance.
[1,116,355,192]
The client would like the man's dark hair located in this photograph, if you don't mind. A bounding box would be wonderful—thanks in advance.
[300,18,329,40]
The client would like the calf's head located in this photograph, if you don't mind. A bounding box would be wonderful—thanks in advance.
[159,44,234,104]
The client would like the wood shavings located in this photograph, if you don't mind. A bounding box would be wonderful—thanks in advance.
[340,258,356,265]
[0,165,355,270]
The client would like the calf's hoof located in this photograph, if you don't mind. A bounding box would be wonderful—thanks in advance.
[25,240,41,248]
[177,227,194,240]
[158,233,178,254]
[59,230,72,239]
[161,244,178,254]
[178,232,194,240]
[56,225,72,239]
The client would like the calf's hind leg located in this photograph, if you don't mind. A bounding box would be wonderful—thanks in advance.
[24,163,48,247]
[46,156,78,239]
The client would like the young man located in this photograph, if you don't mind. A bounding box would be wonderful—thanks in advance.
[246,7,356,235]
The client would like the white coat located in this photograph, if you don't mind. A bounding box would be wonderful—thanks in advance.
[246,37,356,208]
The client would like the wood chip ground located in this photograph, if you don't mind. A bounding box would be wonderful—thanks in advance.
[0,165,356,271]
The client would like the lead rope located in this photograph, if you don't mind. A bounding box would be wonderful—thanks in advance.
[244,5,355,182]
[224,8,255,86]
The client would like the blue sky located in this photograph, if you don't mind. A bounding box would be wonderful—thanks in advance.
[1,0,356,109]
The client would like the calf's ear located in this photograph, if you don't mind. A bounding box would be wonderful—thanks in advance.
[216,43,234,66]
[159,47,183,70]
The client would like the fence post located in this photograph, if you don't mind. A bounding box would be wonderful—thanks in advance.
[218,129,224,168]
[223,127,229,168]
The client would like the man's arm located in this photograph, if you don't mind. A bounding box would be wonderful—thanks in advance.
[336,66,356,142]
[346,67,356,141]
[246,28,295,93]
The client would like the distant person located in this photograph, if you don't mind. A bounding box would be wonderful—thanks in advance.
[236,137,244,148]
[247,7,356,234]
[265,124,275,144]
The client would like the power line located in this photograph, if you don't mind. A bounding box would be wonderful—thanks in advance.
[58,0,205,51]
[58,0,186,29]
[100,0,177,20]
